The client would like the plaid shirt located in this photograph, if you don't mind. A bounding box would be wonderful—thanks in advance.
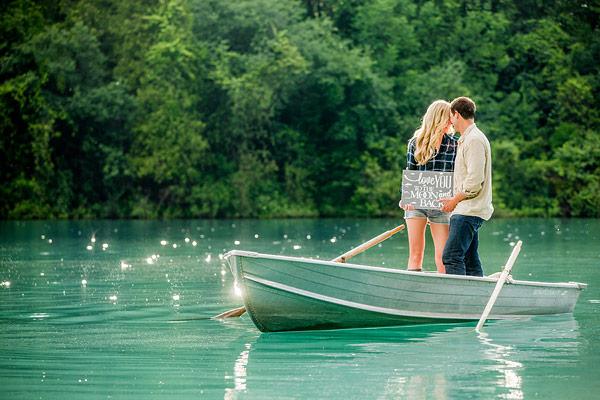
[406,134,458,172]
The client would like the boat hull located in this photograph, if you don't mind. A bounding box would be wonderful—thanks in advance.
[226,251,586,332]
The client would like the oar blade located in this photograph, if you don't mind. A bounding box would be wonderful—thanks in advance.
[213,306,247,319]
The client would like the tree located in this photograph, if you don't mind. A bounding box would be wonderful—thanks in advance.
[128,0,209,218]
[2,0,599,218]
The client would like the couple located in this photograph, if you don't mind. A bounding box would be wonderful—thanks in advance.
[399,97,493,276]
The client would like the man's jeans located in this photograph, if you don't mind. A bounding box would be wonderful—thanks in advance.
[443,215,485,276]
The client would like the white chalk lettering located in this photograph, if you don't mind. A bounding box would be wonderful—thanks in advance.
[402,171,454,210]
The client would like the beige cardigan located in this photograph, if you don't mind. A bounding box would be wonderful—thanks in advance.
[453,123,494,220]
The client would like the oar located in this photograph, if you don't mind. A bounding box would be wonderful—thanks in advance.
[213,306,247,319]
[169,306,248,322]
[331,225,406,263]
[475,240,523,333]
[212,224,406,319]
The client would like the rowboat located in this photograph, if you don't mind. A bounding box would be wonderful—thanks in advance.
[224,250,587,332]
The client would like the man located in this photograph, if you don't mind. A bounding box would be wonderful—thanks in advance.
[438,97,493,276]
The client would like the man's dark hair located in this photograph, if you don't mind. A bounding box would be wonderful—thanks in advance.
[450,97,476,120]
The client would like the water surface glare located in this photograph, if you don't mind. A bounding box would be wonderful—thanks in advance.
[1,219,599,399]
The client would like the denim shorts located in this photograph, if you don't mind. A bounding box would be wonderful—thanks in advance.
[404,208,451,225]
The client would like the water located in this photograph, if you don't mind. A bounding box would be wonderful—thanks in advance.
[1,219,598,399]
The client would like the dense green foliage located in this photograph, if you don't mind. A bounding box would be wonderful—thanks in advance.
[1,0,599,218]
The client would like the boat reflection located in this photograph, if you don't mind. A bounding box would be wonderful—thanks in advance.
[224,343,251,400]
[223,315,580,399]
[478,332,524,399]
[477,314,580,400]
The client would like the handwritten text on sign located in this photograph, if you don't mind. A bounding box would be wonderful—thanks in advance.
[401,170,453,210]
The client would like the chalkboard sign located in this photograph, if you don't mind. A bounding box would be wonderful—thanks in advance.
[401,170,454,210]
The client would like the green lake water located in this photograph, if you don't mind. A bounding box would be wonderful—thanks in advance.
[1,218,599,399]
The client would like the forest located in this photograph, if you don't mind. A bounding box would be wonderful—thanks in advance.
[1,0,599,219]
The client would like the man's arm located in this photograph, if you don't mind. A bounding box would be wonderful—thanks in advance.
[460,139,487,198]
[438,192,467,213]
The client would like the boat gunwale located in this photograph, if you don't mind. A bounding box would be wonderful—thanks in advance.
[225,250,587,290]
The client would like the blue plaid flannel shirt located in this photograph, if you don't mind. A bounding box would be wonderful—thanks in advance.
[406,134,458,171]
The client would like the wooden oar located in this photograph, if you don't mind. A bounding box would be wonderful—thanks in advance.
[331,225,406,263]
[475,240,523,333]
[212,224,406,319]
[213,306,247,319]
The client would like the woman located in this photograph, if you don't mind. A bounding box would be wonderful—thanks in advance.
[399,100,457,273]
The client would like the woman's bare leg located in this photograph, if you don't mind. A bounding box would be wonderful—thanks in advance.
[430,222,450,274]
[406,218,428,270]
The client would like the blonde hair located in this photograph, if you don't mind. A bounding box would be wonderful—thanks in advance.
[411,100,452,165]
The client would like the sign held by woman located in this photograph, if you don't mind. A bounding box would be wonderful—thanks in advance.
[401,170,453,210]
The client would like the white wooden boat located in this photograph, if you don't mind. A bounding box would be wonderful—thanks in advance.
[225,250,587,332]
